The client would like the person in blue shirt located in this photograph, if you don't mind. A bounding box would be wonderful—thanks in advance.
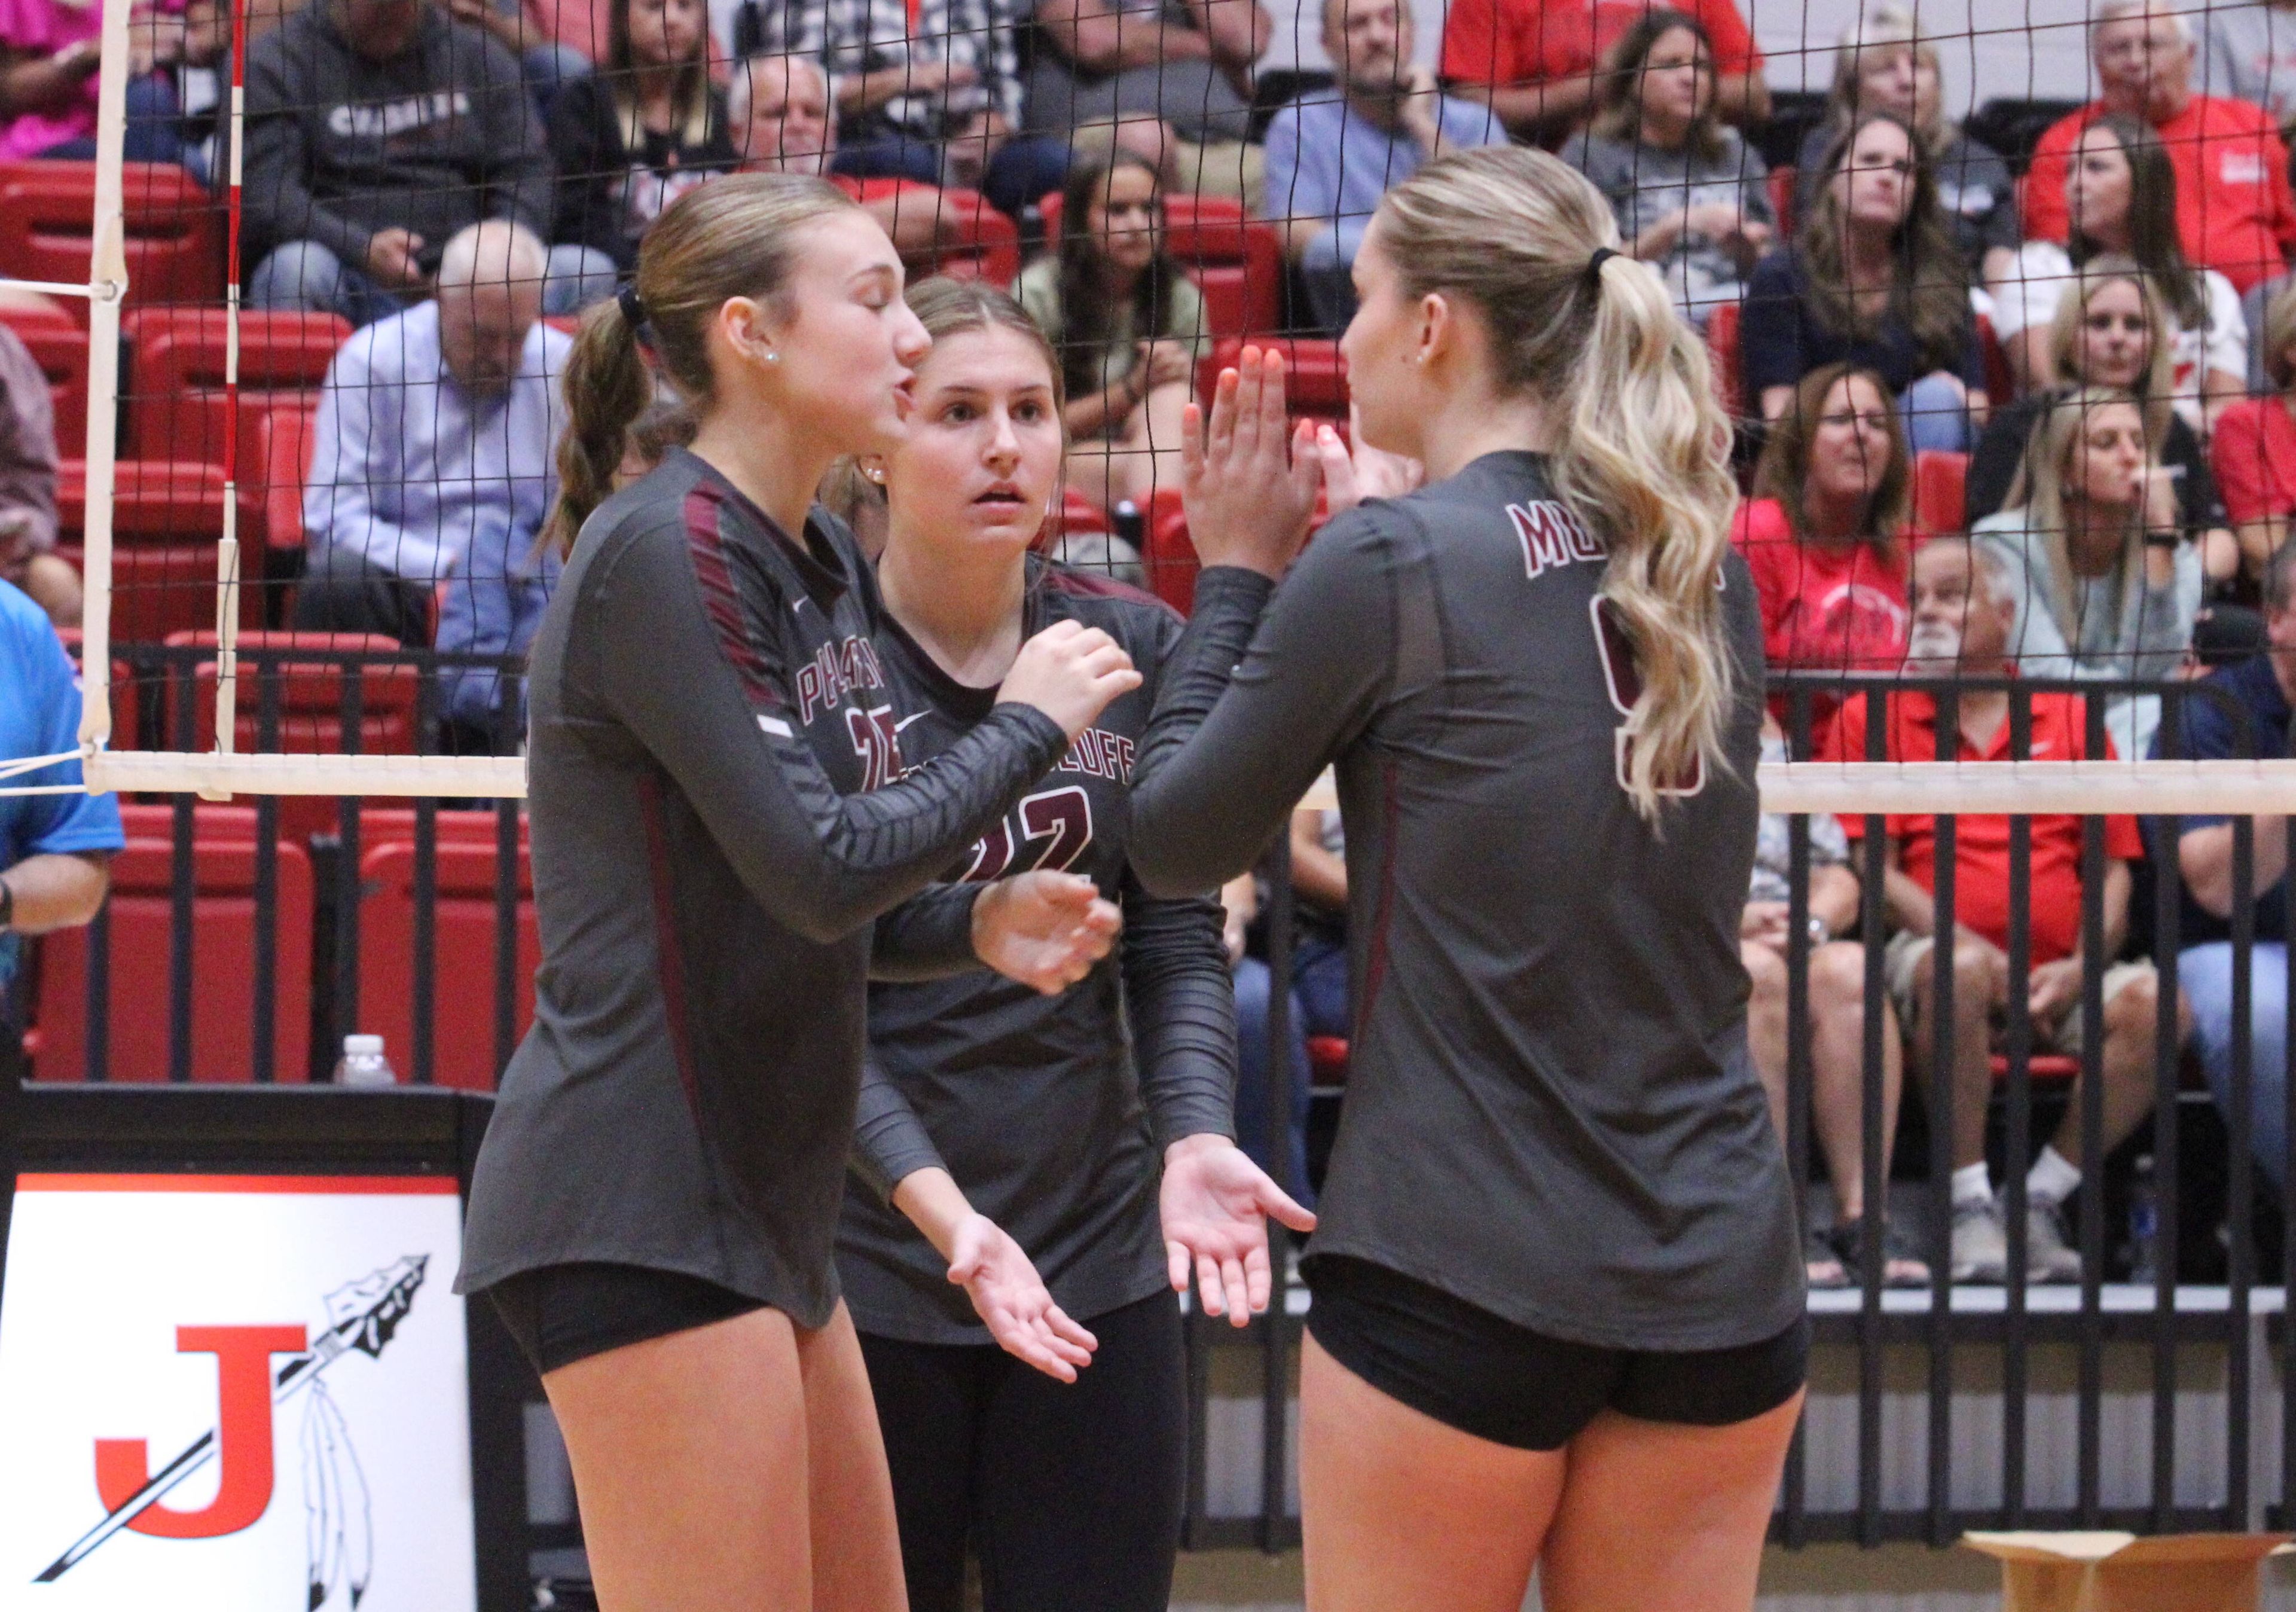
[0,577,123,1079]
[1260,0,1501,332]
[297,219,570,646]
[2158,538,2296,1189]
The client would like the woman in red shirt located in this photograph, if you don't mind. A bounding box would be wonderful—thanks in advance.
[2212,277,2296,572]
[1733,361,1913,741]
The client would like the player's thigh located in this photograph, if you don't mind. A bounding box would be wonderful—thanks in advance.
[974,1290,1187,1612]
[797,1302,911,1612]
[1299,1332,1565,1612]
[542,1305,813,1612]
[1538,1393,1803,1612]
[857,1328,995,1612]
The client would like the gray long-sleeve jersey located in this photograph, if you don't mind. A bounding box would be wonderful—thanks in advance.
[839,561,1236,1344]
[458,450,1070,1325]
[1129,451,1804,1353]
[243,1,552,271]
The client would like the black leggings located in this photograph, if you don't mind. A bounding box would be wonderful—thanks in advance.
[858,1289,1186,1612]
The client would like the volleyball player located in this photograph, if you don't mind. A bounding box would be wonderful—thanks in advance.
[457,175,1142,1612]
[1129,146,1805,1611]
[836,279,1315,1612]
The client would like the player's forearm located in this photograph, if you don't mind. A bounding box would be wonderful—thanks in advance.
[890,1167,975,1262]
[1,851,109,935]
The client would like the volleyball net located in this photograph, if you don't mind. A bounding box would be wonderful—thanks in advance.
[8,0,2296,815]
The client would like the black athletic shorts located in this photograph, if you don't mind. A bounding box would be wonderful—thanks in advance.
[486,1262,768,1376]
[1302,1254,1807,1451]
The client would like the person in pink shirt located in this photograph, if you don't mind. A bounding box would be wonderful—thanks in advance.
[0,0,189,163]
[1733,362,1913,735]
[2023,0,2296,295]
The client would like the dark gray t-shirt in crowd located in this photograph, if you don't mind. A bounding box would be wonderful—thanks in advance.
[1563,129,1772,325]
[458,448,1068,1326]
[839,560,1236,1345]
[1129,451,1804,1352]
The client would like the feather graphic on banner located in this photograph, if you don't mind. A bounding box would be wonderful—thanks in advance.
[301,1382,374,1609]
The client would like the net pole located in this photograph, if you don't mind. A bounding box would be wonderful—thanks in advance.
[75,0,133,758]
[203,0,251,799]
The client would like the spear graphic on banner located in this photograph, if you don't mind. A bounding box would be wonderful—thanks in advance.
[33,1254,429,1585]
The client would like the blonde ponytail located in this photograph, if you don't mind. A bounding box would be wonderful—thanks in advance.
[1377,147,1740,820]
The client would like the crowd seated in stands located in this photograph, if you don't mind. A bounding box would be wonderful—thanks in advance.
[0,322,66,627]
[1564,8,1769,332]
[0,0,190,164]
[0,575,120,1086]
[729,54,949,264]
[544,0,735,286]
[2211,280,2296,586]
[297,221,569,649]
[1825,537,2176,1286]
[2024,0,2296,298]
[1021,149,1207,515]
[1797,5,2017,292]
[1971,385,2202,760]
[1265,0,1498,334]
[1740,712,1918,1290]
[1733,363,1913,719]
[1742,111,1985,454]
[1970,259,2237,582]
[1993,115,2245,433]
[2163,539,2296,1193]
[1439,0,1763,145]
[1028,0,1269,204]
[243,0,607,324]
[1227,810,1347,1205]
[436,0,598,116]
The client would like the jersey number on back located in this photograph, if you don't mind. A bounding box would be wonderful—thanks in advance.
[960,786,1095,883]
[1590,597,1704,797]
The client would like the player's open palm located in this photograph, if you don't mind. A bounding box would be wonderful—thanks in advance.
[1160,1134,1317,1327]
[973,871,1122,995]
[1180,344,1321,579]
[946,1211,1100,1382]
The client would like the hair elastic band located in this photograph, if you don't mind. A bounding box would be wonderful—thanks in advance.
[617,283,648,329]
[1585,247,1619,288]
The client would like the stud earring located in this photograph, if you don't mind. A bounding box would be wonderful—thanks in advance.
[765,350,781,364]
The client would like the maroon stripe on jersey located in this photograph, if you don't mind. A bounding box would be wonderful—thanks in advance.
[1042,564,1175,618]
[682,484,786,709]
[1357,758,1400,1028]
[639,773,704,1125]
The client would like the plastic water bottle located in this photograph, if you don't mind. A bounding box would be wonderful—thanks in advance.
[2127,1155,2159,1284]
[334,1034,398,1088]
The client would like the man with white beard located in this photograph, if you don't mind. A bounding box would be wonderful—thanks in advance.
[1822,538,2181,1286]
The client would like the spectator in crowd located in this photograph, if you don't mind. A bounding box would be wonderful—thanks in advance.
[546,0,735,288]
[2213,278,2296,585]
[2204,0,2296,138]
[1564,8,1770,331]
[1741,713,1922,1289]
[1223,868,1314,1201]
[243,0,609,324]
[2024,0,2296,298]
[1828,537,2172,1284]
[1265,0,1500,333]
[1796,5,2018,292]
[1439,0,1764,145]
[1019,149,1207,514]
[0,576,121,1085]
[2166,538,2296,1191]
[0,323,68,628]
[1733,362,1913,723]
[437,0,598,117]
[744,0,1068,221]
[1972,385,2203,759]
[0,0,190,164]
[1742,111,1986,454]
[729,53,955,262]
[1993,115,2245,432]
[1971,260,2238,585]
[297,221,569,645]
[1029,0,1271,202]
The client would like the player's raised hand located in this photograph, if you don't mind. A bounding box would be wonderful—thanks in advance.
[1160,1134,1317,1327]
[946,1210,1100,1381]
[1313,404,1424,516]
[1180,345,1321,579]
[999,618,1141,738]
[973,870,1122,995]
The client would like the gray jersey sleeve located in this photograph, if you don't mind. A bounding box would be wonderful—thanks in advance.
[869,885,988,982]
[850,1052,948,1204]
[581,520,1070,942]
[1116,869,1237,1149]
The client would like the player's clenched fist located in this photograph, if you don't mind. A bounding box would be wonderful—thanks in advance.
[997,618,1142,738]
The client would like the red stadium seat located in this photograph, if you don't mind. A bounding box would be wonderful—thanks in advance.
[1990,1053,2078,1083]
[850,178,1022,287]
[29,803,314,1083]
[1198,337,1348,427]
[1141,487,1195,614]
[55,461,251,643]
[1705,300,1744,417]
[246,401,319,553]
[0,161,224,322]
[1767,166,1797,238]
[1036,484,1113,551]
[1912,450,1970,535]
[1039,191,1283,337]
[0,294,90,457]
[357,835,539,1091]
[123,307,348,469]
[1307,1035,1349,1089]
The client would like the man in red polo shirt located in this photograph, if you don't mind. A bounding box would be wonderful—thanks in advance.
[1440,0,1767,144]
[1822,538,2176,1286]
[2023,0,2296,294]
